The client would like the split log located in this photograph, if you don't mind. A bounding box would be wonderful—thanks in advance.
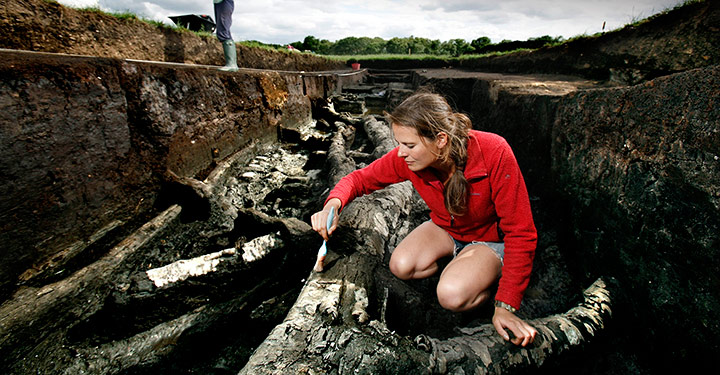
[0,205,183,371]
[326,123,357,187]
[415,278,612,374]
[362,115,396,160]
[240,115,616,374]
[316,97,364,127]
[239,181,425,374]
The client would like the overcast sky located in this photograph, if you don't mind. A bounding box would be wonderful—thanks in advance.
[55,0,681,45]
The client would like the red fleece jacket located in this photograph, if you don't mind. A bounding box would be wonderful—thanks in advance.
[327,130,537,309]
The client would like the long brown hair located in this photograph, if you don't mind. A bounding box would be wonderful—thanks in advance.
[386,92,472,216]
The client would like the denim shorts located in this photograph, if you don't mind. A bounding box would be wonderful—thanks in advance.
[452,238,505,264]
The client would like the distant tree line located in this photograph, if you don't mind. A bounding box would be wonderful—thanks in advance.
[288,35,563,56]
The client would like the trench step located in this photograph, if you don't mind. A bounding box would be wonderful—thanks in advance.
[367,74,412,84]
[342,84,382,94]
[367,69,415,74]
[338,68,417,114]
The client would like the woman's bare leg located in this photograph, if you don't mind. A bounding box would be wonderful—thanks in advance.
[389,221,454,280]
[436,244,502,312]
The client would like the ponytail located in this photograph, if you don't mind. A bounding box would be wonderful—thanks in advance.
[443,112,471,216]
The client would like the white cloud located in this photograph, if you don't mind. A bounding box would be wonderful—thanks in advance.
[55,0,682,45]
[56,0,97,7]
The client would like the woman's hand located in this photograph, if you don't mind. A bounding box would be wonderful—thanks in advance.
[492,307,537,347]
[311,198,341,241]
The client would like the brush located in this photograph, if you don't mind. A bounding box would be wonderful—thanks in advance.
[313,206,335,272]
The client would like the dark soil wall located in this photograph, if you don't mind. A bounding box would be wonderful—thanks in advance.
[551,66,720,368]
[419,65,720,371]
[0,48,362,301]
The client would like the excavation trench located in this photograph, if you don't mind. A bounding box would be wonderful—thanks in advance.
[5,4,720,374]
[62,98,511,373]
[2,82,584,374]
[2,2,720,372]
[1,51,717,373]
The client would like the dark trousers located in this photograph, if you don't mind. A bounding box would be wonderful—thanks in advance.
[214,0,235,41]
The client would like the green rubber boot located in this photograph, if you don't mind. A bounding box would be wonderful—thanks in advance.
[220,39,238,71]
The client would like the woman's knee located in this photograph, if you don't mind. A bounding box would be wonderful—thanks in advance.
[390,249,440,280]
[389,253,414,280]
[436,280,489,312]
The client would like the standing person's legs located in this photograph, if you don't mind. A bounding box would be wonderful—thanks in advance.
[436,243,502,311]
[389,221,455,280]
[214,0,234,42]
[214,0,238,70]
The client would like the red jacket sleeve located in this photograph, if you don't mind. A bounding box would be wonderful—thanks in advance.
[326,147,407,209]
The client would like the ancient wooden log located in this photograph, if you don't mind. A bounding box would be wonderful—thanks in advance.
[0,205,183,371]
[240,115,615,374]
[415,278,612,374]
[326,123,358,187]
[0,145,326,373]
[363,115,397,160]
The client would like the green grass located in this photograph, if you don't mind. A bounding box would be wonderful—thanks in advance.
[49,0,328,54]
[325,54,452,61]
[239,40,286,51]
[52,2,190,34]
[106,11,138,21]
[621,0,701,28]
[472,48,535,57]
[326,49,535,64]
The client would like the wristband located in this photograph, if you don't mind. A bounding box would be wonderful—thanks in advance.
[494,300,517,313]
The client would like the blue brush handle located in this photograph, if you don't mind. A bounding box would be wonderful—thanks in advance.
[316,206,335,258]
[326,206,335,232]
